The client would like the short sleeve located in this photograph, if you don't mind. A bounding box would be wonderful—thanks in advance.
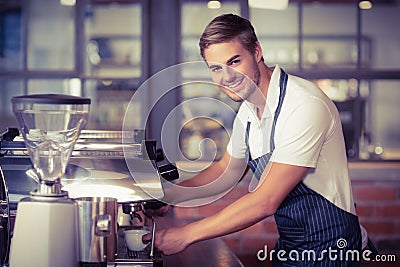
[272,97,334,167]
[226,104,249,158]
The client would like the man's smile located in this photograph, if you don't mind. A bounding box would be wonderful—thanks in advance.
[223,76,244,91]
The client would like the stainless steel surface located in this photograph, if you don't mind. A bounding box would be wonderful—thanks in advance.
[63,158,164,203]
[0,131,142,158]
[76,197,118,263]
[32,181,67,197]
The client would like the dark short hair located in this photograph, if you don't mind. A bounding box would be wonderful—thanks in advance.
[199,14,260,60]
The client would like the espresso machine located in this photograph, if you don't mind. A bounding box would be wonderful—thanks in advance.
[0,95,177,267]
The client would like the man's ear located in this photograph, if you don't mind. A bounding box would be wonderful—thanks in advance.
[254,41,263,63]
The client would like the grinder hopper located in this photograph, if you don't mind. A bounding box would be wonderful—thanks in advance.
[11,94,90,194]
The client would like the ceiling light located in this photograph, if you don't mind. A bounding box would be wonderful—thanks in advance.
[249,0,288,10]
[60,0,76,6]
[207,1,221,9]
[359,1,373,10]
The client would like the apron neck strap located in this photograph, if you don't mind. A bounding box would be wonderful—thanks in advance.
[270,69,288,150]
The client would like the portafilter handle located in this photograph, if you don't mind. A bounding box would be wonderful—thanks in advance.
[122,202,144,223]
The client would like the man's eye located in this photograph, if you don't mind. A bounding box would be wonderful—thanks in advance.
[231,59,240,65]
[210,67,221,72]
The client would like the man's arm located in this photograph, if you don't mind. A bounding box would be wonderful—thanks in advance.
[153,161,309,255]
[163,152,248,205]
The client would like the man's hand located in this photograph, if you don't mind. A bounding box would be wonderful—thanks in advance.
[143,226,192,255]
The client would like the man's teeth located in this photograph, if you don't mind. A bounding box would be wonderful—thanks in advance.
[226,79,242,88]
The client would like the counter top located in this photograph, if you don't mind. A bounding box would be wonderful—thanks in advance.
[348,161,400,180]
[155,216,244,267]
[164,238,244,267]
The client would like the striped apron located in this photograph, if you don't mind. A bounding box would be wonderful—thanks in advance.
[245,70,362,266]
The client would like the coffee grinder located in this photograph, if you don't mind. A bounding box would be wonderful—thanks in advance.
[8,94,90,267]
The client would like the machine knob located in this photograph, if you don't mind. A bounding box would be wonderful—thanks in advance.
[158,163,179,181]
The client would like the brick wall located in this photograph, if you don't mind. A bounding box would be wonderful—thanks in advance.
[173,164,400,267]
[353,180,400,254]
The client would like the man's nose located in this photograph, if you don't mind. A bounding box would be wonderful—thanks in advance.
[222,67,236,83]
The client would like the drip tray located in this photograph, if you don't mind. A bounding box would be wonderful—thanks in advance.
[109,250,163,267]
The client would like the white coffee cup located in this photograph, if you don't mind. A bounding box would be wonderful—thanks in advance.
[124,229,150,251]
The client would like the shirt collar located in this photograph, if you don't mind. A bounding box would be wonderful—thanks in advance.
[266,64,283,119]
[246,64,282,122]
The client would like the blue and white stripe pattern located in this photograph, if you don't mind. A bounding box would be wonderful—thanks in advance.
[274,182,361,266]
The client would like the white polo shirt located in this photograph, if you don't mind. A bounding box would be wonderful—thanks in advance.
[227,65,356,216]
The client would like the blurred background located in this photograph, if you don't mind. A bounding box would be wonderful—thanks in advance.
[1,1,400,266]
[1,0,399,162]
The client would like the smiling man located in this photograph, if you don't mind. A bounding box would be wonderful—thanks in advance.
[149,14,364,266]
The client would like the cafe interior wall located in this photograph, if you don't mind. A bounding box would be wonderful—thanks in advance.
[0,0,143,132]
[0,0,76,129]
[250,3,400,156]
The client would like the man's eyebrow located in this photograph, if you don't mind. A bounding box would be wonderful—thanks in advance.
[226,55,240,65]
[207,63,220,69]
[207,55,241,69]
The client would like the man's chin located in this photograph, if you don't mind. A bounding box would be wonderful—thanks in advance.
[231,88,254,102]
[230,96,244,103]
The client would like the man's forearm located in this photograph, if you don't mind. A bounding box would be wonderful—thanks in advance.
[182,162,309,243]
[164,165,240,205]
[178,160,225,187]
[185,189,275,244]
[164,154,247,204]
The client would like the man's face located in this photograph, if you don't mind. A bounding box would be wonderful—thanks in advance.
[204,39,260,102]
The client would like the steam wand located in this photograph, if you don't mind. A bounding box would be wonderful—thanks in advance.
[142,209,156,258]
